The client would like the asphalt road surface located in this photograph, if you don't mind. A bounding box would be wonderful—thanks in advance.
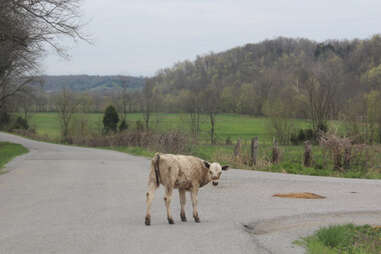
[1,132,381,254]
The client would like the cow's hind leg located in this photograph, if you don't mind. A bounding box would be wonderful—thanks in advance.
[179,189,187,222]
[145,180,158,226]
[164,186,174,224]
[191,188,200,223]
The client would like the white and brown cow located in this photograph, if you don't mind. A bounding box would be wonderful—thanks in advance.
[145,153,229,225]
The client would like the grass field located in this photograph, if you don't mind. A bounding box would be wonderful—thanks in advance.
[20,112,381,179]
[28,112,311,143]
[0,142,28,173]
[296,224,381,254]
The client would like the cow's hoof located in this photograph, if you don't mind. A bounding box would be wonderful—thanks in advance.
[168,218,175,224]
[145,216,151,226]
[194,216,200,223]
[180,213,187,222]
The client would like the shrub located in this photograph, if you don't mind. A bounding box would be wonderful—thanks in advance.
[0,111,10,126]
[225,136,232,145]
[119,119,128,132]
[12,117,29,130]
[290,132,299,145]
[317,122,328,133]
[297,129,306,142]
[290,128,314,145]
[305,129,315,141]
[103,105,119,134]
[136,120,144,132]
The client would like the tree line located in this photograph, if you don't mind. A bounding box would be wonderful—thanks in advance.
[144,36,381,144]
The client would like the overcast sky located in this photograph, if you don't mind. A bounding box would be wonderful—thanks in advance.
[42,0,381,77]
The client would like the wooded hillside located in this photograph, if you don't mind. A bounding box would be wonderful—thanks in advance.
[38,75,145,93]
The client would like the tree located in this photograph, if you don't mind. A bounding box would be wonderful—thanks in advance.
[299,56,344,132]
[103,105,119,134]
[55,88,79,142]
[0,0,86,110]
[202,83,221,144]
[119,119,128,132]
[142,78,155,130]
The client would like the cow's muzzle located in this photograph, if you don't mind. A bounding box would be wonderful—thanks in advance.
[212,181,218,186]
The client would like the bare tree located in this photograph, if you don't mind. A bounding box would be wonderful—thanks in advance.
[0,0,87,110]
[116,80,130,121]
[299,56,344,132]
[55,88,79,142]
[202,83,221,144]
[143,78,155,130]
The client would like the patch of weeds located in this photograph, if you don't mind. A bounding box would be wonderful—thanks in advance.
[298,224,381,254]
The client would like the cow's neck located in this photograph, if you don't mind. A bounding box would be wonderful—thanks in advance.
[199,166,210,188]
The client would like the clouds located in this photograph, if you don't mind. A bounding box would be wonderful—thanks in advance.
[42,0,381,76]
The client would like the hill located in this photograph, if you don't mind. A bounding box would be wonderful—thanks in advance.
[39,75,145,93]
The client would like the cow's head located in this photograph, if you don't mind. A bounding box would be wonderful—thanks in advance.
[204,161,229,186]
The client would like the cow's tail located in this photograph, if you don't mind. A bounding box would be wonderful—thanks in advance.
[152,153,161,187]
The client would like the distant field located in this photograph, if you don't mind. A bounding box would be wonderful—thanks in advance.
[28,112,312,143]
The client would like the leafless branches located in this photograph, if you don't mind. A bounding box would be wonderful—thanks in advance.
[0,0,87,110]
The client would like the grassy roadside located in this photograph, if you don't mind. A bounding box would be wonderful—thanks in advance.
[295,224,381,254]
[0,142,29,174]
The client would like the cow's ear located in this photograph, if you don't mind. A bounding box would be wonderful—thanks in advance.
[204,161,210,168]
[222,165,229,171]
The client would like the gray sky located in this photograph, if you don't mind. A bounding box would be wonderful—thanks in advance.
[42,0,381,77]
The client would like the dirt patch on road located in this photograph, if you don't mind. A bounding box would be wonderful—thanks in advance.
[273,192,326,199]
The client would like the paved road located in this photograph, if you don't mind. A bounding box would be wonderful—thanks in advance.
[1,132,381,254]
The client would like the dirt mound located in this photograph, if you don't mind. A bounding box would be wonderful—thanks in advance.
[273,192,326,199]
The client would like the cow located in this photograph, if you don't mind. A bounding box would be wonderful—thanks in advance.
[145,153,229,225]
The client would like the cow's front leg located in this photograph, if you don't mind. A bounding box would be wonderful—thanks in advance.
[191,187,200,223]
[179,189,187,222]
[164,186,174,224]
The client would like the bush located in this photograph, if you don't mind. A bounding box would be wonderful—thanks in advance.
[297,129,306,142]
[0,111,10,128]
[103,105,119,134]
[12,117,29,130]
[136,120,144,132]
[290,128,315,145]
[317,122,328,133]
[290,132,299,145]
[119,119,128,132]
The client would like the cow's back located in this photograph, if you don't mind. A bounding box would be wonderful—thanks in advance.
[158,154,207,189]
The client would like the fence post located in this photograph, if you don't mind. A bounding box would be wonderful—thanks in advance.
[234,138,241,160]
[304,140,312,167]
[250,137,258,166]
[344,146,352,170]
[272,138,280,164]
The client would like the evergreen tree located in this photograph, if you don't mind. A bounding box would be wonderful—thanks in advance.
[103,105,119,134]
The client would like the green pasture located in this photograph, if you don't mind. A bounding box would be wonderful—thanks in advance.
[28,112,311,143]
